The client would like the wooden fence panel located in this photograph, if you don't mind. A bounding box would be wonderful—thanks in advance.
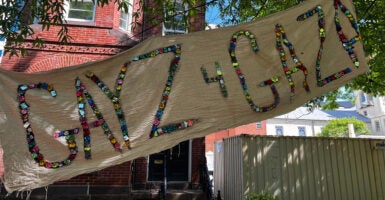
[214,135,385,200]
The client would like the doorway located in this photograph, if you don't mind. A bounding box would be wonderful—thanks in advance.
[148,140,190,181]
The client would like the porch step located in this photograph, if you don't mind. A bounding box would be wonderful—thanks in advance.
[0,187,207,200]
[131,189,206,200]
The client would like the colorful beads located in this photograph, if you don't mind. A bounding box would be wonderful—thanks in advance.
[297,5,323,21]
[85,62,131,149]
[132,44,195,138]
[334,0,361,68]
[152,119,197,137]
[200,62,228,97]
[297,5,353,87]
[132,45,178,62]
[75,78,123,159]
[18,84,79,168]
[229,30,280,112]
[275,24,310,97]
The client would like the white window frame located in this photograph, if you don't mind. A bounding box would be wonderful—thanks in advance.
[298,126,306,136]
[119,0,134,32]
[162,0,188,36]
[275,126,283,136]
[0,36,5,63]
[361,94,366,103]
[256,122,262,129]
[64,0,96,22]
[375,120,381,132]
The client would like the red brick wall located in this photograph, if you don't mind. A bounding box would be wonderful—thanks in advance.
[94,2,115,28]
[132,157,148,187]
[0,0,138,72]
[57,161,132,185]
[191,137,205,185]
[205,121,267,152]
[0,0,206,189]
[55,138,204,187]
[1,51,110,72]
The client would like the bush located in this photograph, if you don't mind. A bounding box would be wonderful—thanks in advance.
[245,192,278,200]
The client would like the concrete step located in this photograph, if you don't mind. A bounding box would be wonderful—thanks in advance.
[131,189,206,200]
[1,187,207,200]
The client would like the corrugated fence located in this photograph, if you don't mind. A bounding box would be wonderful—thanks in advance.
[214,135,385,200]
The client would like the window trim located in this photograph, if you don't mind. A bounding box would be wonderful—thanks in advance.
[298,126,306,136]
[64,0,96,22]
[162,0,188,36]
[275,126,283,136]
[256,122,262,129]
[375,120,381,132]
[119,0,134,32]
[0,37,5,63]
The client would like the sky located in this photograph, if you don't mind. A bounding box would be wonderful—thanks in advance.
[205,5,222,25]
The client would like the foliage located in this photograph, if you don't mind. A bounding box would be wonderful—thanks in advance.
[245,191,279,200]
[0,0,132,57]
[211,0,385,107]
[2,0,385,103]
[317,118,370,137]
[0,0,202,57]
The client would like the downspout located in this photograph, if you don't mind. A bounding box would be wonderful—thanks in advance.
[141,0,148,41]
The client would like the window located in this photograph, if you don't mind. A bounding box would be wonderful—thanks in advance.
[0,36,5,63]
[275,126,283,136]
[361,94,366,103]
[162,1,187,35]
[375,121,381,132]
[383,119,385,132]
[256,122,262,129]
[119,0,134,32]
[363,111,367,116]
[298,127,306,136]
[65,0,96,21]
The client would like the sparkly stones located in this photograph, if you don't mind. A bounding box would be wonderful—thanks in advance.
[132,44,195,138]
[17,84,78,168]
[334,0,361,68]
[229,30,280,112]
[297,5,353,87]
[76,75,125,155]
[85,62,131,149]
[275,24,310,97]
[200,62,228,97]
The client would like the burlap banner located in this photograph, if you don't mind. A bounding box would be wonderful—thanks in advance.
[0,0,368,192]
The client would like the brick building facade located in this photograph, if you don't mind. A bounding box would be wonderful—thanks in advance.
[0,0,207,195]
[205,121,267,152]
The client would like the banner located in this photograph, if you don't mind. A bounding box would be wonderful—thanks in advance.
[0,0,368,192]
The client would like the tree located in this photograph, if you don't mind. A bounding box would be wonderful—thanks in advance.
[0,0,203,57]
[212,0,385,108]
[317,118,370,137]
[2,0,384,104]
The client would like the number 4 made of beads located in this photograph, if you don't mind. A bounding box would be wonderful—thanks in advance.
[200,61,228,97]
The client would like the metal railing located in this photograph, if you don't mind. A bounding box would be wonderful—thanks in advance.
[200,158,214,200]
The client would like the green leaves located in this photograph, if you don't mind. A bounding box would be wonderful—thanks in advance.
[0,0,205,57]
[318,118,370,137]
[214,0,305,26]
[210,0,385,106]
[1,0,68,57]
